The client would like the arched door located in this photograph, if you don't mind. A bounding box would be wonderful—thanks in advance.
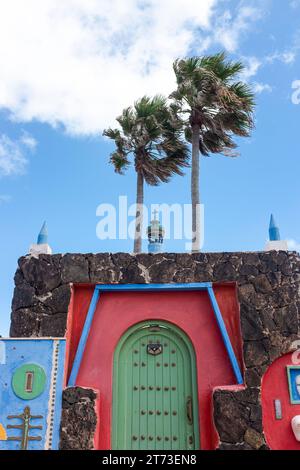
[112,321,200,450]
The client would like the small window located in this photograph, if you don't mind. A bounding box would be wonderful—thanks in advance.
[287,366,300,404]
[25,371,34,392]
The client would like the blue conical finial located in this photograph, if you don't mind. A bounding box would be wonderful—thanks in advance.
[269,214,280,241]
[37,221,48,245]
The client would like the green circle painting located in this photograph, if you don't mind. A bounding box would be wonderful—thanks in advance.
[12,363,46,400]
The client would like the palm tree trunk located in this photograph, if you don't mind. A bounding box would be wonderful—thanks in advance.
[191,124,200,252]
[133,170,144,253]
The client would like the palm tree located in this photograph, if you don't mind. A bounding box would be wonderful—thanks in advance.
[171,52,255,252]
[103,95,189,253]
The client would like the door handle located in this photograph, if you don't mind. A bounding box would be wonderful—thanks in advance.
[186,396,193,425]
[187,434,194,450]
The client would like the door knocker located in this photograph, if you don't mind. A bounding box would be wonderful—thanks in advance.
[147,343,163,356]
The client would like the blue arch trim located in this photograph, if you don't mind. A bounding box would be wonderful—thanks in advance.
[68,282,243,386]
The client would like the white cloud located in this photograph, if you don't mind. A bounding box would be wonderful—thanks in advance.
[0,133,37,177]
[0,0,267,137]
[267,50,297,65]
[252,82,273,94]
[212,5,263,53]
[280,51,297,64]
[0,0,218,136]
[20,131,37,151]
[236,57,272,95]
[292,80,300,105]
[287,239,300,252]
[241,57,262,80]
[267,30,300,65]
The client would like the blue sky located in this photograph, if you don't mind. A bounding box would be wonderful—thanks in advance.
[0,0,300,335]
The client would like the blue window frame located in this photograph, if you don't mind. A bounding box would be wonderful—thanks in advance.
[287,365,300,404]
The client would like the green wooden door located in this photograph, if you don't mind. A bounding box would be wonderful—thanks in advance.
[112,321,200,450]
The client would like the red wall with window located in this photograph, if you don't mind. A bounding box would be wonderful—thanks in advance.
[262,353,300,450]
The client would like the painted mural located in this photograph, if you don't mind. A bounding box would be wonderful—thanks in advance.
[0,339,66,450]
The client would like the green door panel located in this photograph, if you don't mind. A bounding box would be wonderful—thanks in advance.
[112,321,200,450]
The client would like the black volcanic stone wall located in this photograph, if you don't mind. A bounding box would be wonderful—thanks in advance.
[10,251,300,449]
[59,387,97,450]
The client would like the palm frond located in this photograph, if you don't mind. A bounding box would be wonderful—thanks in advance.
[110,151,130,174]
[105,94,189,184]
[171,52,255,158]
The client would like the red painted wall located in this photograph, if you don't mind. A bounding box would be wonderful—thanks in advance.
[214,283,244,370]
[66,285,243,450]
[262,353,300,450]
[65,284,95,381]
